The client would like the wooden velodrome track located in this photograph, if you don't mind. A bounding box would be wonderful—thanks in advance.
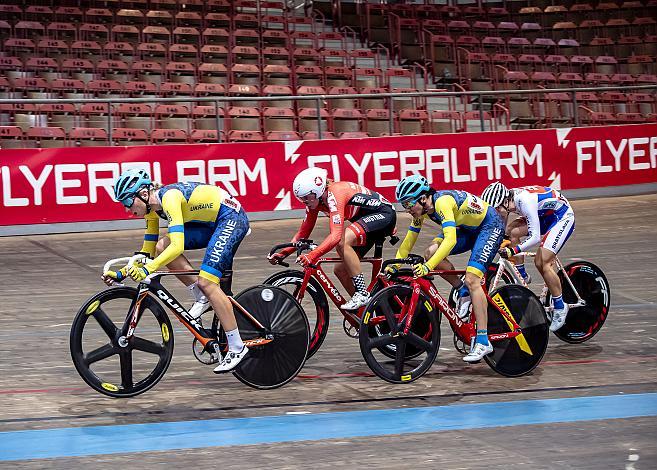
[0,194,656,469]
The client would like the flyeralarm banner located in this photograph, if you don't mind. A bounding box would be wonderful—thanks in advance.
[1,124,655,225]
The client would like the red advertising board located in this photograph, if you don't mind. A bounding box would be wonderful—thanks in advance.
[1,124,655,226]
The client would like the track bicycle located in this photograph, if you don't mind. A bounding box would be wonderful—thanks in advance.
[359,255,549,384]
[70,254,309,398]
[265,237,427,359]
[482,243,611,344]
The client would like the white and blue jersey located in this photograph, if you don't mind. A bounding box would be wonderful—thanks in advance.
[513,186,575,254]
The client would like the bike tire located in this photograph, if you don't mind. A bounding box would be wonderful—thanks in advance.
[70,287,174,398]
[231,285,309,389]
[263,270,329,359]
[359,284,440,384]
[484,284,549,377]
[546,261,611,344]
[367,278,432,360]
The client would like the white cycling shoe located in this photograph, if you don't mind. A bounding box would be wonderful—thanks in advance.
[189,297,212,320]
[456,294,471,320]
[550,304,569,332]
[213,346,249,373]
[463,342,494,362]
[342,291,371,310]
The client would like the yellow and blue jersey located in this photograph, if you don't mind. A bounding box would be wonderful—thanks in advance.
[139,182,249,284]
[397,189,504,277]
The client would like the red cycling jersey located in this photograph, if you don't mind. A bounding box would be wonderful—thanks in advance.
[283,181,381,263]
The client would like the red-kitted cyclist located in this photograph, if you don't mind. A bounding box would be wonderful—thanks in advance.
[268,167,396,310]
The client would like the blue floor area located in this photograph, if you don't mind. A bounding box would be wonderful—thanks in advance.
[2,392,657,461]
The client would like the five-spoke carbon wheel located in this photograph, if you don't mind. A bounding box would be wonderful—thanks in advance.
[70,287,174,398]
[485,284,549,377]
[359,284,440,384]
[231,285,309,389]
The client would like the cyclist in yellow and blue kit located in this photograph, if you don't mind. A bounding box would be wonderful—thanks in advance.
[392,175,505,363]
[102,169,250,372]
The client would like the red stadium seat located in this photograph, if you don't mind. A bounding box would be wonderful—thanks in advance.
[228,106,261,132]
[0,126,24,149]
[298,108,330,135]
[429,111,464,135]
[263,107,296,133]
[337,132,369,139]
[190,129,225,143]
[115,103,153,131]
[26,127,67,148]
[302,131,336,140]
[192,105,225,131]
[79,103,111,128]
[398,109,429,135]
[266,131,301,141]
[332,108,364,135]
[227,130,264,142]
[40,104,77,132]
[159,82,193,96]
[69,127,109,147]
[365,109,393,137]
[151,128,189,144]
[112,128,150,146]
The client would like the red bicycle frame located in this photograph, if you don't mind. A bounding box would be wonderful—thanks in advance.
[297,254,391,329]
[368,269,529,349]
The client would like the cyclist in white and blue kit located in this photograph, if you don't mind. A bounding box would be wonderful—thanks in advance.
[481,182,575,332]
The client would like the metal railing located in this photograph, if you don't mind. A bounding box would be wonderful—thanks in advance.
[1,84,655,144]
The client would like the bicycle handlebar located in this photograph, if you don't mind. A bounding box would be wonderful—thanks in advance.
[381,254,425,270]
[103,254,154,286]
[103,253,152,273]
[268,239,318,267]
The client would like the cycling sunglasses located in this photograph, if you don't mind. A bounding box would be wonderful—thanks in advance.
[120,195,136,208]
[401,198,419,210]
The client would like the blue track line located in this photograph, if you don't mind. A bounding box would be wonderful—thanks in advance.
[1,392,657,461]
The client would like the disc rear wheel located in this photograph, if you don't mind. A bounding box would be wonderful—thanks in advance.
[485,284,549,377]
[548,261,611,343]
[231,285,309,389]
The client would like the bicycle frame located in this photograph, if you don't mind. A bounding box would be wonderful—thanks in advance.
[490,253,586,311]
[124,270,271,350]
[369,270,529,348]
[297,254,389,329]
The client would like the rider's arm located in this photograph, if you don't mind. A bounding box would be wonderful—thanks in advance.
[515,192,541,253]
[279,208,319,257]
[424,195,458,269]
[306,190,344,263]
[144,189,185,273]
[139,212,160,257]
[395,215,424,258]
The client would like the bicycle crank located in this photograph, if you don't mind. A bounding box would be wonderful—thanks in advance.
[192,338,221,365]
[453,334,468,355]
[343,318,359,338]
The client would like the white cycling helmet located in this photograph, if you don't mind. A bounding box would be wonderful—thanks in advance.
[293,167,328,201]
[481,181,510,208]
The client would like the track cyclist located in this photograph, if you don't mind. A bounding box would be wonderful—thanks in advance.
[481,181,575,332]
[102,169,250,372]
[268,167,396,310]
[392,175,505,363]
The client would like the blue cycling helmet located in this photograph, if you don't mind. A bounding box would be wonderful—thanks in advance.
[395,174,430,206]
[114,168,152,208]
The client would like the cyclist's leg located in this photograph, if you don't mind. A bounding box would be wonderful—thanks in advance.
[463,209,505,361]
[196,208,250,370]
[338,206,396,307]
[507,217,530,280]
[535,212,575,298]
